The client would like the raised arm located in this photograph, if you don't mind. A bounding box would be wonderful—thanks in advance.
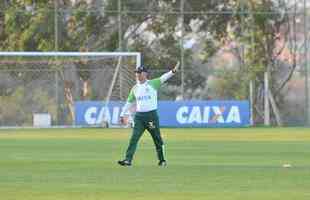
[159,71,174,83]
[160,62,179,83]
[149,62,180,90]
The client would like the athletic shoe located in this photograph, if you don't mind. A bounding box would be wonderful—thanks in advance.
[118,159,131,166]
[158,160,167,167]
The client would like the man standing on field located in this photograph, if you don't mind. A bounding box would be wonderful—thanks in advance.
[118,62,179,167]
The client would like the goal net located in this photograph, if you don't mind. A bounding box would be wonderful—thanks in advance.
[0,52,141,128]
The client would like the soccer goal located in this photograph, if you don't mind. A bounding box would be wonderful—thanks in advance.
[0,51,141,128]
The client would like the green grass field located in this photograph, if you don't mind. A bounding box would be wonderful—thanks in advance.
[0,128,310,200]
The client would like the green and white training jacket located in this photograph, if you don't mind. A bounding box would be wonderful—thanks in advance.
[120,71,175,116]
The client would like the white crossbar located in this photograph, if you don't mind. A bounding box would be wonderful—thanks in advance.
[0,51,141,68]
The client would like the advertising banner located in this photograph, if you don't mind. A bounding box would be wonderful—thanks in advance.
[75,100,250,127]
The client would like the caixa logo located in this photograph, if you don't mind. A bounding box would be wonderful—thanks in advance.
[176,106,241,124]
[84,106,121,125]
[75,100,249,127]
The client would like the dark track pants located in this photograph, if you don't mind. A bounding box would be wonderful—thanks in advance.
[125,110,165,162]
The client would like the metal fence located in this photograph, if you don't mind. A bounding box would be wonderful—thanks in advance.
[0,0,309,127]
[0,55,136,127]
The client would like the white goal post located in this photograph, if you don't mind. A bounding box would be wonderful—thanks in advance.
[0,51,141,128]
[0,51,141,67]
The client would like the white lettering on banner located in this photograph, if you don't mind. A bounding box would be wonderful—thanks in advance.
[84,106,121,125]
[82,104,242,125]
[85,107,97,124]
[112,107,120,124]
[188,106,202,123]
[97,107,111,124]
[211,106,225,123]
[226,106,241,123]
[176,106,189,124]
[203,107,210,123]
[176,106,241,124]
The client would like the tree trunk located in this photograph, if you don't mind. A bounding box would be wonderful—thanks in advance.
[269,89,283,126]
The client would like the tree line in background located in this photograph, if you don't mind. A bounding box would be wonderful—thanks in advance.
[0,0,307,125]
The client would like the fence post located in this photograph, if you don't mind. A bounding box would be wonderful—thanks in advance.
[118,0,124,100]
[264,71,270,126]
[180,0,185,100]
[54,1,59,125]
[249,80,254,126]
[304,0,309,126]
[55,70,59,126]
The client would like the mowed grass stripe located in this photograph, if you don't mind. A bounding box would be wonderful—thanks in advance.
[0,128,310,200]
[0,127,310,141]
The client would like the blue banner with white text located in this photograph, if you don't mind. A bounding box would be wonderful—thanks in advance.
[75,100,250,127]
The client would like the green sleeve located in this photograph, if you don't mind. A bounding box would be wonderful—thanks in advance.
[127,88,135,103]
[149,78,161,90]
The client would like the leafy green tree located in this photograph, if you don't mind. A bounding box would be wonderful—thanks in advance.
[0,0,302,125]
